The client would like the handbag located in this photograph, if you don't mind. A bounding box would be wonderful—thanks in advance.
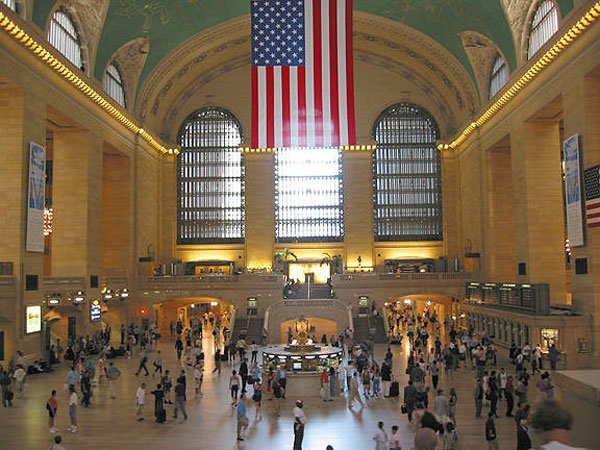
[247,376,255,385]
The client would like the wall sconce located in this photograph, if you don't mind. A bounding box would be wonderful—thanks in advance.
[47,297,60,307]
[119,288,130,299]
[102,288,114,301]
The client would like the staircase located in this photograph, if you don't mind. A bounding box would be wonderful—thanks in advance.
[352,316,388,344]
[232,316,263,344]
[288,282,331,299]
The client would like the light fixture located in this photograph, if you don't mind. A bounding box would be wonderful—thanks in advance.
[119,287,130,299]
[47,298,60,307]
[102,288,114,301]
[72,290,85,304]
[210,301,218,306]
[43,208,53,236]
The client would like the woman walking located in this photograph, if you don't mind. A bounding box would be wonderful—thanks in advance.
[449,387,458,424]
[252,381,262,420]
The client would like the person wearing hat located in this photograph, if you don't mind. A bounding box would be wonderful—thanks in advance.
[293,399,307,450]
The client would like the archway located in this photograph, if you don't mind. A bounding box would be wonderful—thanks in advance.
[153,297,235,337]
[280,317,338,345]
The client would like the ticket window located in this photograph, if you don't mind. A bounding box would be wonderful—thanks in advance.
[541,328,559,350]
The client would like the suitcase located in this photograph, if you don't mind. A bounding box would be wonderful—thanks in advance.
[389,381,400,397]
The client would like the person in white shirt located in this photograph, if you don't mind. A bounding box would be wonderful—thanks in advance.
[12,365,26,395]
[373,421,388,450]
[499,368,508,399]
[293,400,307,450]
[389,425,401,450]
[67,386,78,433]
[135,382,146,421]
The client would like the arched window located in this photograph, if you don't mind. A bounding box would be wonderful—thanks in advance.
[489,55,509,99]
[528,0,559,59]
[275,148,344,243]
[47,8,84,70]
[1,0,16,11]
[372,104,442,241]
[103,63,126,107]
[177,108,244,244]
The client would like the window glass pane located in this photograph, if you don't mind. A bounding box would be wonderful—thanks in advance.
[275,147,344,243]
[103,63,126,107]
[528,0,559,59]
[1,0,16,11]
[372,104,442,241]
[489,55,509,99]
[177,108,244,244]
[47,9,84,70]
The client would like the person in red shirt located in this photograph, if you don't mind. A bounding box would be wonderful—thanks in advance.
[46,389,58,433]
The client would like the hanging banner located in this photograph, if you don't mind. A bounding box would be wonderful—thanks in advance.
[90,299,102,322]
[25,142,46,252]
[563,135,584,247]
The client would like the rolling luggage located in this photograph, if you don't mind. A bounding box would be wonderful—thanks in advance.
[389,381,400,397]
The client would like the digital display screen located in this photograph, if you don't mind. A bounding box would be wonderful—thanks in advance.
[26,305,42,334]
[292,362,302,370]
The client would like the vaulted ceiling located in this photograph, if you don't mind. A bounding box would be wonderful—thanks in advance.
[32,0,574,90]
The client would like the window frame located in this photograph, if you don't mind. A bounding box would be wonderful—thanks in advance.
[372,103,443,242]
[103,63,126,108]
[274,147,345,244]
[47,7,85,71]
[489,54,509,99]
[527,0,559,60]
[176,107,245,245]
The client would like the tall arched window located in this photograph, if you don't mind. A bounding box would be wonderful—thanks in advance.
[1,0,16,11]
[47,8,84,70]
[372,104,442,241]
[103,63,126,107]
[528,0,559,59]
[177,108,244,244]
[275,148,344,243]
[489,55,509,99]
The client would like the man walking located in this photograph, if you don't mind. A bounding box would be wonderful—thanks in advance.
[236,393,249,441]
[46,390,58,433]
[485,412,499,450]
[173,379,188,420]
[403,379,417,422]
[293,399,307,450]
[67,386,78,433]
[135,349,149,376]
[474,378,484,419]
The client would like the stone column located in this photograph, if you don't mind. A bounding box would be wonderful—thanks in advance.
[0,86,46,359]
[343,150,375,269]
[510,121,567,305]
[244,152,275,269]
[563,74,600,362]
[52,129,103,279]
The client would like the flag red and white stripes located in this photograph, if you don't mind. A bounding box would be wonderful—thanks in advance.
[584,165,600,228]
[251,0,356,149]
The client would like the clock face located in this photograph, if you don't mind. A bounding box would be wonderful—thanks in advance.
[296,318,308,333]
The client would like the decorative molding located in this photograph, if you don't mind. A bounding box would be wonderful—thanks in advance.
[438,2,600,151]
[110,37,149,112]
[459,30,507,101]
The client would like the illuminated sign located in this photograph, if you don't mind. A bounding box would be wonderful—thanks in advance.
[90,299,101,322]
[26,305,42,334]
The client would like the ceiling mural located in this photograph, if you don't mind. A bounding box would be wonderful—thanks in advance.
[32,0,574,104]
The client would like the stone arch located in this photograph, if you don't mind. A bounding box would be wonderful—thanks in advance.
[136,12,479,143]
[104,37,150,113]
[459,30,510,101]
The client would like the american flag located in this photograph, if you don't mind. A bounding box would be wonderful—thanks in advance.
[251,0,356,149]
[584,165,600,228]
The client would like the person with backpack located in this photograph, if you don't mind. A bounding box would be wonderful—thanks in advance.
[485,412,499,450]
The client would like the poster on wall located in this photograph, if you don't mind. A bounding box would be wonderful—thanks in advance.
[563,134,584,247]
[25,142,46,252]
[25,305,42,334]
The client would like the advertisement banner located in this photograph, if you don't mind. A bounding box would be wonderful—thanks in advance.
[563,135,584,247]
[26,142,46,252]
[25,305,42,334]
[90,299,101,322]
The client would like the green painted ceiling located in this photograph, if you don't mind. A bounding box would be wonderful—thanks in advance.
[33,0,574,99]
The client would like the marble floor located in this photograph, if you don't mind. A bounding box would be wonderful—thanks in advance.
[0,336,597,450]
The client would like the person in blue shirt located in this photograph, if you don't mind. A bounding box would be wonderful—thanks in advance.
[236,393,249,441]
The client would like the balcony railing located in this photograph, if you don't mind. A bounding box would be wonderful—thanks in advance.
[139,273,286,290]
[334,272,472,283]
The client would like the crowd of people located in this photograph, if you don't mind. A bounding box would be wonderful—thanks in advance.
[1,304,589,450]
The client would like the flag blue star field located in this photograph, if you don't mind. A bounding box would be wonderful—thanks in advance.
[584,165,600,228]
[251,0,356,149]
